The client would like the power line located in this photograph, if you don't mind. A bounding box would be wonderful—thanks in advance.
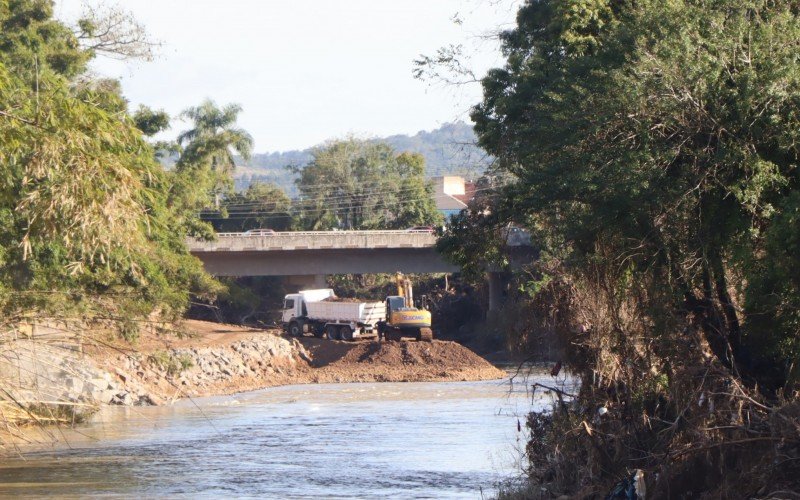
[201,184,504,213]
[197,185,504,219]
[197,197,452,220]
[204,183,445,210]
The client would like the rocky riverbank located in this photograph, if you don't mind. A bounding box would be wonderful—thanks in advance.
[0,320,505,423]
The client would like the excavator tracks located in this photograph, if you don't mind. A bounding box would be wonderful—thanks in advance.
[418,328,433,342]
[382,327,433,342]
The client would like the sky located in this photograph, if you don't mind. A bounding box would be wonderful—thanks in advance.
[54,0,520,152]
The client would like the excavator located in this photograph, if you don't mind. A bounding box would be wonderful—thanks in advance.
[378,273,433,342]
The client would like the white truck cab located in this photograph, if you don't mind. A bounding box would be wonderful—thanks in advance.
[281,289,335,325]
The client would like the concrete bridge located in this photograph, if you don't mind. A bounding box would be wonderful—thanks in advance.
[187,229,535,308]
[187,230,459,288]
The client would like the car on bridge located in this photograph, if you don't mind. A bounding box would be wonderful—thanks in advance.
[244,228,276,236]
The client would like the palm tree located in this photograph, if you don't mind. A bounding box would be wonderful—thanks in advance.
[177,99,253,174]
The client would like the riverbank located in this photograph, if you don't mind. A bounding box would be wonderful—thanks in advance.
[88,320,505,402]
[0,320,505,430]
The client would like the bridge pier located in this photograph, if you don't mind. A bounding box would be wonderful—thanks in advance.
[487,272,506,312]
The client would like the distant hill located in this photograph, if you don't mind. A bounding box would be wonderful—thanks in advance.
[233,122,492,194]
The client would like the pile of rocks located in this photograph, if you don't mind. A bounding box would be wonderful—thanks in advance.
[105,333,308,401]
[0,339,151,411]
[0,332,308,412]
[169,335,307,389]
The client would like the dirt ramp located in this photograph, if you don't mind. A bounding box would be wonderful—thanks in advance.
[309,340,505,383]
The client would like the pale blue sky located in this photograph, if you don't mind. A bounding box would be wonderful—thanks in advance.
[55,0,519,152]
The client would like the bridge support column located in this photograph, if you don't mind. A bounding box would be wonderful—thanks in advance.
[487,272,505,312]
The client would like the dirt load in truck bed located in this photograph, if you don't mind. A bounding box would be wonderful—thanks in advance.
[321,296,369,303]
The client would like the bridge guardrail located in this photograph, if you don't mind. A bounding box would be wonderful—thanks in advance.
[214,230,433,237]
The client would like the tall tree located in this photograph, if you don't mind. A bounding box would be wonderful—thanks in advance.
[170,99,253,234]
[471,0,800,380]
[177,99,253,174]
[460,0,800,494]
[0,1,219,327]
[295,139,441,230]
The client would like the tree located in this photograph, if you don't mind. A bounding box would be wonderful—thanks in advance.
[295,139,441,230]
[0,1,220,329]
[74,3,159,61]
[132,105,170,137]
[169,99,254,236]
[206,181,293,233]
[177,99,253,175]
[0,0,91,79]
[473,0,800,380]
[466,0,800,494]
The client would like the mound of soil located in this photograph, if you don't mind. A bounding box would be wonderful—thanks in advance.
[303,339,505,383]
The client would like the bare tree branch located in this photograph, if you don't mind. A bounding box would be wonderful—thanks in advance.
[74,3,161,61]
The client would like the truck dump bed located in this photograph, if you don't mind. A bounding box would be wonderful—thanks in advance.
[306,300,386,325]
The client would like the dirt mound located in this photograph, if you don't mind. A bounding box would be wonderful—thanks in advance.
[305,340,505,383]
[340,341,484,367]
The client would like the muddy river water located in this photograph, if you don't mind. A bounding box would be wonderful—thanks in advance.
[0,369,567,498]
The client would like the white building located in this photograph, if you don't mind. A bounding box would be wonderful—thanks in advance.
[431,176,475,219]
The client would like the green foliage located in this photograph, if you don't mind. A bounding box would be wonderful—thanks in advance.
[177,99,253,174]
[234,122,490,195]
[0,1,221,327]
[201,276,285,324]
[295,139,442,230]
[171,99,254,235]
[0,0,91,79]
[205,181,293,232]
[147,351,193,376]
[132,105,170,136]
[470,0,800,386]
[744,191,800,385]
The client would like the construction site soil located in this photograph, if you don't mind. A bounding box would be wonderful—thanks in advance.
[86,320,505,403]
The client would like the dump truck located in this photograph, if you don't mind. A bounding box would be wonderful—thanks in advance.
[377,273,433,342]
[282,289,386,340]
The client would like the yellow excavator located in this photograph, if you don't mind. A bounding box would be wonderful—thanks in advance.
[378,273,433,342]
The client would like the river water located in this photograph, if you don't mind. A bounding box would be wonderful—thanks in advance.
[0,369,566,498]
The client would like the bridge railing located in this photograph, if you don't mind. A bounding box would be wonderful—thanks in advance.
[214,230,434,237]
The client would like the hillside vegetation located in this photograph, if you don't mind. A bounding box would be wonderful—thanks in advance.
[233,122,491,194]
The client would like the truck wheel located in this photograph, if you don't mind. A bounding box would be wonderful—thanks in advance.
[326,325,339,340]
[289,322,302,337]
[340,326,353,341]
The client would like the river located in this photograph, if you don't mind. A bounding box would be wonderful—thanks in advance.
[0,369,567,498]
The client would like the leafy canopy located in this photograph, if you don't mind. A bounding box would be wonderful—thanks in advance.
[467,0,800,387]
[295,139,442,230]
[0,1,221,328]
